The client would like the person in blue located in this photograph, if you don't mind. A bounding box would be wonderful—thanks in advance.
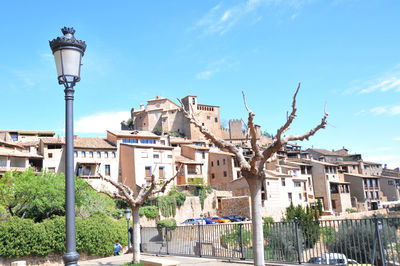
[114,240,122,256]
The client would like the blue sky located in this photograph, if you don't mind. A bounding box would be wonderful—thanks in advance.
[1,0,399,168]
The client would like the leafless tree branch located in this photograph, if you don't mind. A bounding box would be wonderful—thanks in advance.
[178,98,251,171]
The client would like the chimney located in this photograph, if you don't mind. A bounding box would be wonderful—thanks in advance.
[74,135,78,140]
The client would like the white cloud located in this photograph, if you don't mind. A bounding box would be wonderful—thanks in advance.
[75,111,130,133]
[196,71,214,80]
[360,77,400,94]
[191,0,310,35]
[364,155,400,169]
[195,57,239,80]
[368,105,400,116]
[395,137,400,141]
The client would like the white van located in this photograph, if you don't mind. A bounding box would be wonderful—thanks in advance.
[308,253,347,265]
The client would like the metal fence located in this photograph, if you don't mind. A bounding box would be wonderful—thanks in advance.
[141,215,400,265]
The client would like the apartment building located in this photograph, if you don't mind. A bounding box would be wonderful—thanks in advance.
[119,143,174,190]
[208,149,239,189]
[174,144,209,186]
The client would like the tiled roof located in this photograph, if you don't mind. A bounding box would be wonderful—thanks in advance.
[0,140,23,149]
[107,130,159,138]
[16,140,40,147]
[0,148,43,158]
[309,148,342,156]
[175,155,202,164]
[120,143,173,150]
[0,130,55,135]
[182,144,210,151]
[74,137,116,149]
[40,137,117,149]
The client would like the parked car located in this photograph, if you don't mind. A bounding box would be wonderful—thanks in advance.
[232,215,249,221]
[181,218,204,225]
[194,218,206,225]
[204,218,218,224]
[222,216,242,222]
[308,253,347,265]
[210,216,231,223]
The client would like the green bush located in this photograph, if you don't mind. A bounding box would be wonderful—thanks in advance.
[167,189,186,207]
[157,218,177,230]
[346,208,357,213]
[221,225,252,248]
[0,216,127,258]
[157,196,176,217]
[263,217,274,237]
[321,226,335,245]
[139,206,159,219]
[187,177,204,185]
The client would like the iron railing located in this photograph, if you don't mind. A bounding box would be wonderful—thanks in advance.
[141,215,400,265]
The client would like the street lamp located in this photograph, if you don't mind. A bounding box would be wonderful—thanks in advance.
[49,27,86,266]
[125,208,132,249]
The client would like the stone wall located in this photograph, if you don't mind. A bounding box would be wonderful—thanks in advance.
[218,196,251,218]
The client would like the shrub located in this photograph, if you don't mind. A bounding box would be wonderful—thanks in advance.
[157,196,176,217]
[321,226,335,245]
[0,215,127,258]
[167,189,186,207]
[139,206,159,219]
[221,225,252,248]
[187,177,204,185]
[346,208,357,213]
[157,218,177,230]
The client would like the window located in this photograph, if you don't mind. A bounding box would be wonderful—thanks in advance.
[89,152,93,158]
[105,165,110,176]
[202,123,204,126]
[281,179,286,186]
[168,155,172,158]
[97,152,101,158]
[376,191,379,199]
[74,151,78,158]
[207,116,210,120]
[112,152,116,158]
[48,167,55,173]
[48,153,53,158]
[215,117,218,122]
[365,192,369,199]
[288,192,292,202]
[217,160,220,166]
[223,171,227,177]
[294,182,301,187]
[388,180,394,185]
[192,98,195,105]
[372,179,377,187]
[145,166,151,177]
[223,159,226,165]
[104,152,108,158]
[140,139,155,144]
[370,191,374,199]
[10,134,18,141]
[153,154,159,159]
[211,161,214,167]
[212,173,215,179]
[159,167,165,178]
[299,193,302,200]
[81,151,85,158]
[161,140,165,145]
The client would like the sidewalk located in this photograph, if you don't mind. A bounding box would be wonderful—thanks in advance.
[79,253,250,266]
[79,253,311,266]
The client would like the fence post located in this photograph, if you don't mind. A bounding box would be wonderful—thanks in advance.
[371,213,386,265]
[166,227,169,255]
[198,223,202,257]
[239,223,245,260]
[294,217,302,264]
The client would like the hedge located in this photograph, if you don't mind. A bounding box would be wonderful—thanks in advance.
[139,206,159,219]
[0,215,127,259]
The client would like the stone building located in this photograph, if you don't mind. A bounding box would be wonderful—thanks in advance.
[124,95,268,143]
[208,149,240,190]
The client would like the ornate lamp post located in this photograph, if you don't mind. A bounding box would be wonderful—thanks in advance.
[125,208,132,249]
[49,27,86,266]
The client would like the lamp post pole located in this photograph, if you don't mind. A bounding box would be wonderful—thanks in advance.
[50,27,86,266]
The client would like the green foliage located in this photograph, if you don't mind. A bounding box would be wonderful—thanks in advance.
[284,203,320,248]
[157,196,176,217]
[262,130,272,138]
[152,126,163,136]
[167,188,186,207]
[187,177,204,185]
[157,218,177,230]
[321,226,335,245]
[263,217,274,237]
[191,185,212,210]
[328,219,396,264]
[263,217,274,223]
[317,198,323,216]
[346,208,357,213]
[122,118,134,130]
[167,130,185,138]
[0,169,119,222]
[139,206,159,219]
[0,216,126,258]
[266,223,299,261]
[221,224,252,248]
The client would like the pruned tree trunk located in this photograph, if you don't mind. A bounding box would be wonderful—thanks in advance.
[179,83,328,265]
[86,166,180,264]
[247,177,264,266]
[132,207,141,263]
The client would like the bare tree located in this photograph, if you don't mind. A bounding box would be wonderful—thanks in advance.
[179,83,328,266]
[85,167,180,263]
